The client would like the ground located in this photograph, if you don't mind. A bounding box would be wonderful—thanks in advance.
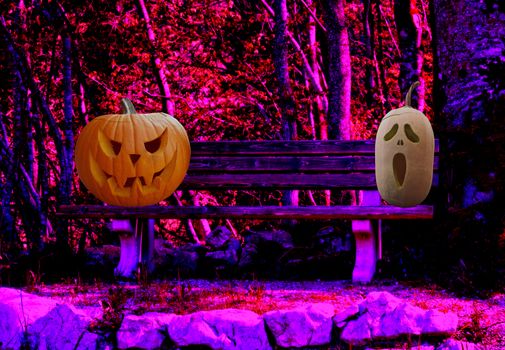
[24,279,505,348]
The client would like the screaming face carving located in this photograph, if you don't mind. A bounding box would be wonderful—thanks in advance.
[375,106,434,207]
[382,123,420,187]
[75,100,191,207]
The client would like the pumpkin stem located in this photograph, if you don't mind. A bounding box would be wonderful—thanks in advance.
[120,98,137,114]
[405,81,420,107]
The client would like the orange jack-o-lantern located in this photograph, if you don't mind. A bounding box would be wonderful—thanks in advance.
[75,99,190,206]
[375,82,434,207]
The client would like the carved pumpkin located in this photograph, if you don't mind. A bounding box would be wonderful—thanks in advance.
[75,99,190,206]
[375,82,434,207]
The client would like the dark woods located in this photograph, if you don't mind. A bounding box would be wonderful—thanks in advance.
[0,0,504,293]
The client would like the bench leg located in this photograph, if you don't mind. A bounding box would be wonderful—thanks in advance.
[112,219,154,278]
[351,220,377,283]
[351,190,382,283]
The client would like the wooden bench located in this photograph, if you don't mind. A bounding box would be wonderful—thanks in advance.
[58,140,439,282]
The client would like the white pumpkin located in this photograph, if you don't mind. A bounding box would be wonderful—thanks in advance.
[375,82,434,207]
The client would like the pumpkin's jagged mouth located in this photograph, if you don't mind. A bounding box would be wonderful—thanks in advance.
[109,152,177,196]
[103,170,163,188]
[124,176,146,187]
[90,148,178,197]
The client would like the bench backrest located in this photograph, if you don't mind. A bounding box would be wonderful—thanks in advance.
[181,140,439,190]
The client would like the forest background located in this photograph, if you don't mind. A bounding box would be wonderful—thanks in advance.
[0,0,504,294]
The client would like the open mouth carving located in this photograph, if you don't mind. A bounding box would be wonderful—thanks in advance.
[393,153,406,187]
[90,147,178,197]
[103,173,161,188]
[124,176,145,187]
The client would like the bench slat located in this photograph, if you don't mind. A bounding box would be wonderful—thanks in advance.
[57,205,433,220]
[190,140,440,155]
[189,156,439,173]
[179,173,439,189]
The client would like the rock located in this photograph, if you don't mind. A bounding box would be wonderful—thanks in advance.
[436,339,483,350]
[264,303,335,348]
[0,301,26,349]
[117,312,175,349]
[237,241,257,268]
[83,245,120,277]
[340,313,373,345]
[168,308,271,350]
[206,226,233,249]
[0,288,101,350]
[29,304,99,350]
[154,243,206,276]
[0,287,59,349]
[315,226,352,254]
[422,309,459,334]
[206,238,241,267]
[153,239,175,271]
[333,304,360,328]
[172,243,204,275]
[246,229,294,250]
[239,229,294,271]
[154,238,173,255]
[75,306,103,320]
[359,291,402,319]
[338,292,458,346]
[378,302,424,337]
[366,346,434,350]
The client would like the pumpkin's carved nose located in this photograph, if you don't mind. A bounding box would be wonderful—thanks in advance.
[397,139,404,146]
[130,154,141,165]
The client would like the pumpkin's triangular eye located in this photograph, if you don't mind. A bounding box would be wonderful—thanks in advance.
[98,130,122,156]
[404,124,420,143]
[110,140,122,155]
[144,129,168,153]
[383,123,399,141]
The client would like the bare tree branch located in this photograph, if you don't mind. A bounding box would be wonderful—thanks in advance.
[260,0,328,110]
[136,0,175,114]
[299,0,327,32]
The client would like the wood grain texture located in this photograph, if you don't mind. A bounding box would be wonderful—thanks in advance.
[57,204,433,219]
[179,173,439,189]
[190,140,440,155]
[189,155,439,172]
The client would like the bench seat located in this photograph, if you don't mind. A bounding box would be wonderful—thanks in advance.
[57,204,433,220]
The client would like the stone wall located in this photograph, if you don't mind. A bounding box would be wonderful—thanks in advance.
[0,288,481,350]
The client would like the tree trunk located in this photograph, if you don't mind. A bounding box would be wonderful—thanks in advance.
[307,0,328,141]
[17,0,35,182]
[61,33,74,205]
[321,0,354,205]
[136,0,174,115]
[307,0,317,140]
[362,0,375,108]
[2,11,44,250]
[273,0,298,141]
[0,111,15,243]
[394,0,424,110]
[374,0,391,111]
[432,0,505,290]
[321,0,352,141]
[273,0,298,207]
[33,100,49,244]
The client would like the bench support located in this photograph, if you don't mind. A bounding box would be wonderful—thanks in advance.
[112,219,155,278]
[351,191,381,283]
